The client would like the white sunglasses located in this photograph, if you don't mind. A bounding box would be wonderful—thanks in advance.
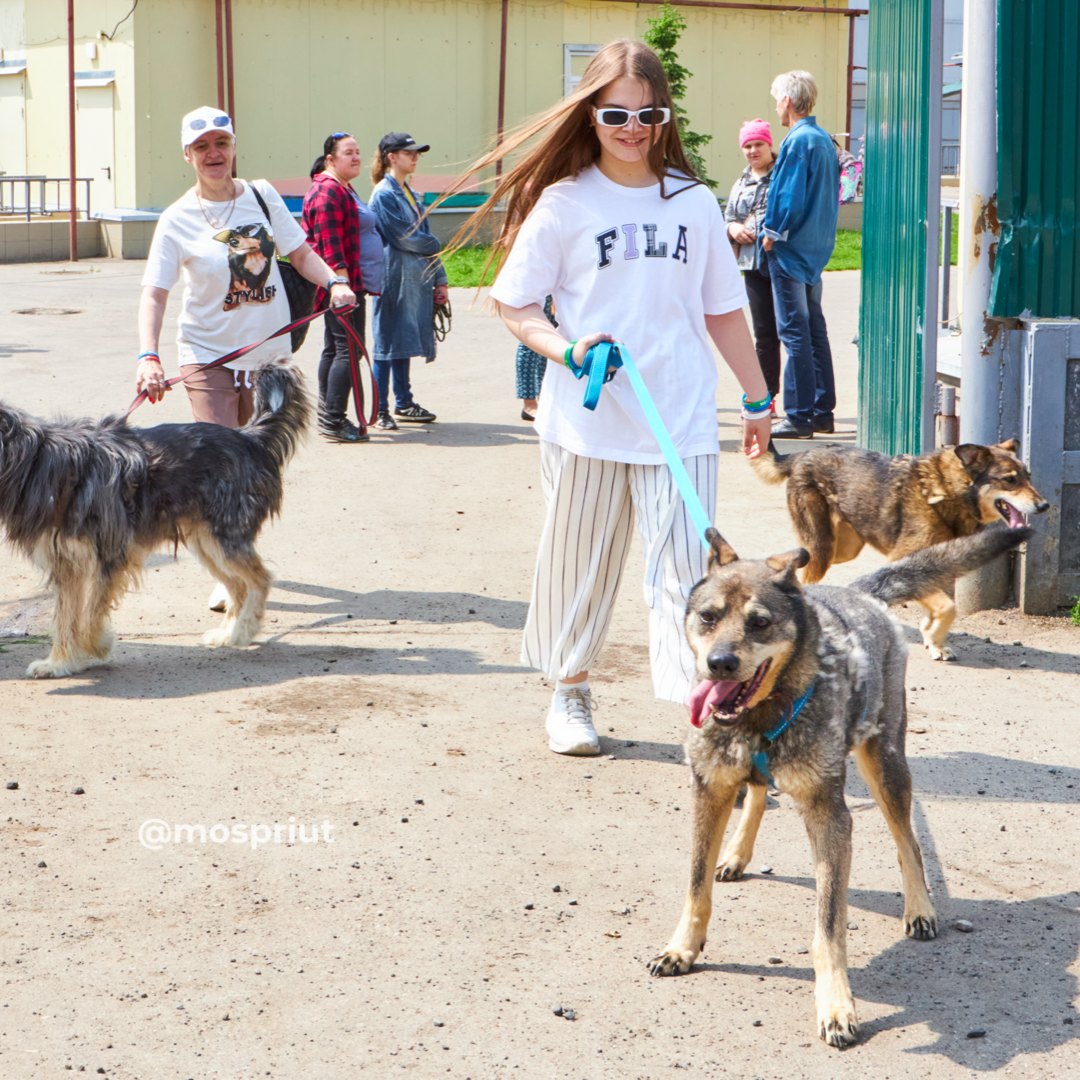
[591,106,671,128]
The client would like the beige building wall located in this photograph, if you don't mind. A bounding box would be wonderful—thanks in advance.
[1,0,851,217]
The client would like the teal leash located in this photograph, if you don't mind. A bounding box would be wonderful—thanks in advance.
[569,342,713,546]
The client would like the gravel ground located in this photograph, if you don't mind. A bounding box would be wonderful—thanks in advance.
[0,260,1077,1079]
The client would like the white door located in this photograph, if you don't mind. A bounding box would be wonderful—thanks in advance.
[75,85,116,213]
[0,72,27,209]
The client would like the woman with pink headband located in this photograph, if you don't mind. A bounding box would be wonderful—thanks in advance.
[724,118,780,407]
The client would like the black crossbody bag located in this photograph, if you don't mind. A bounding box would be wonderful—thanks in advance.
[251,183,318,353]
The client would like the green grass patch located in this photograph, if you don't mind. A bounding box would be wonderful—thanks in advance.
[443,246,498,288]
[825,230,861,272]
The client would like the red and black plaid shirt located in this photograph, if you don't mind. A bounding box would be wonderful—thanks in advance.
[302,172,362,308]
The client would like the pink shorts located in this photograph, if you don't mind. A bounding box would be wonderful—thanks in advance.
[180,365,256,429]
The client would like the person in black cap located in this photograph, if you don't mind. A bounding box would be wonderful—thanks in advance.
[368,133,448,426]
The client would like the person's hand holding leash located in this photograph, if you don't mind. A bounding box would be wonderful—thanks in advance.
[433,284,449,305]
[136,354,170,404]
[328,281,357,309]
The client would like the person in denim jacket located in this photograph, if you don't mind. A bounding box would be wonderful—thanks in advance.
[369,133,448,427]
[724,118,780,404]
[761,71,839,439]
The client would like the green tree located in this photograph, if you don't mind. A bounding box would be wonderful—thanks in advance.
[643,3,716,189]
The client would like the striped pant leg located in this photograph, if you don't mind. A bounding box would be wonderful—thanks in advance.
[521,441,635,680]
[627,453,718,703]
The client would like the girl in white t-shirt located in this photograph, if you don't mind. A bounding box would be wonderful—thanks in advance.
[452,40,772,756]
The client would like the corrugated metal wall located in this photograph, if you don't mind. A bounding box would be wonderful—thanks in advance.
[858,0,939,454]
[991,0,1080,318]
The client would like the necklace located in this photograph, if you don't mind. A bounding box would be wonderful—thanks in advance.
[196,180,238,230]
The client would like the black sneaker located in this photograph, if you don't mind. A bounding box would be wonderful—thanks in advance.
[394,403,436,423]
[319,418,370,443]
[375,411,398,431]
[771,418,814,439]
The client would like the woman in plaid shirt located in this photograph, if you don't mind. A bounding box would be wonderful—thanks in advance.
[303,133,374,443]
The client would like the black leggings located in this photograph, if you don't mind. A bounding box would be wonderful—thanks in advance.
[319,298,366,424]
[743,266,781,399]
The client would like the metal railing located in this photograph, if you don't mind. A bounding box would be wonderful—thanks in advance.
[0,176,93,222]
[941,142,960,177]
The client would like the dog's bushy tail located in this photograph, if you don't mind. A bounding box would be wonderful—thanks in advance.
[748,441,795,485]
[851,526,1033,605]
[245,364,310,468]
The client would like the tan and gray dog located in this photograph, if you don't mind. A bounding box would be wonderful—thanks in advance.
[649,525,1031,1048]
[750,439,1048,660]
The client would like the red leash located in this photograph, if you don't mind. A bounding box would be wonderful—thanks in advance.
[126,303,377,426]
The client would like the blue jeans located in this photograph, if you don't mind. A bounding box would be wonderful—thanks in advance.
[373,358,414,412]
[769,259,835,428]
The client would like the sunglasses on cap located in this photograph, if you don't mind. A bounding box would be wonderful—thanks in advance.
[189,114,232,132]
[591,106,671,128]
[330,132,351,139]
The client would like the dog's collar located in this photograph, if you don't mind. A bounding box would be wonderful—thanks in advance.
[751,679,816,789]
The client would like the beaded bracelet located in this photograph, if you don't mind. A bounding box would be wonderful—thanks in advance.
[562,340,579,370]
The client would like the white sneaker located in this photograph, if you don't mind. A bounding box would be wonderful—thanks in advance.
[208,581,230,612]
[546,686,600,756]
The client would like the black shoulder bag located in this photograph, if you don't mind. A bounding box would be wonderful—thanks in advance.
[251,182,318,353]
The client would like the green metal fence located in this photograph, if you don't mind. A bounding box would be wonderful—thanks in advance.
[991,0,1080,318]
[858,0,941,454]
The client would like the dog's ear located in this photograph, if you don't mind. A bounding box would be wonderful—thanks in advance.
[994,438,1020,456]
[705,527,738,569]
[766,548,810,583]
[954,443,992,477]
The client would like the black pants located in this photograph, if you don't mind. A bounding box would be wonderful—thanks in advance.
[319,298,366,425]
[743,266,781,399]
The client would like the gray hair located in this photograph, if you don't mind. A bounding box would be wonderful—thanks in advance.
[770,70,818,116]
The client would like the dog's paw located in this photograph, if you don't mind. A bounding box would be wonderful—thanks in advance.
[927,644,957,662]
[818,1006,860,1049]
[89,628,116,660]
[648,948,698,977]
[202,628,232,648]
[715,856,746,882]
[26,657,83,679]
[904,912,938,940]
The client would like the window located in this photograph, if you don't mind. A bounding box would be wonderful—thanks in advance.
[563,44,600,96]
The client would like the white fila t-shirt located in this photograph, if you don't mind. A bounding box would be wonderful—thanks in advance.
[490,165,747,464]
[143,179,307,370]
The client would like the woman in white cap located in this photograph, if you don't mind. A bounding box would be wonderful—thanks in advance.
[136,106,356,608]
[137,106,356,426]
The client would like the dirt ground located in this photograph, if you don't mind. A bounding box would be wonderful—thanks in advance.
[0,260,1077,1080]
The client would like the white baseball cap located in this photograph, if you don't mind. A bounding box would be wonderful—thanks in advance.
[181,106,234,150]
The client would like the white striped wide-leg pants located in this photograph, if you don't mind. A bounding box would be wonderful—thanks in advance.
[521,440,718,704]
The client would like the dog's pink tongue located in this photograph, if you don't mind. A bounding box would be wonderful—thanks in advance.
[687,678,741,728]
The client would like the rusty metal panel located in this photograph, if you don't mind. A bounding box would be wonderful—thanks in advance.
[991,0,1080,318]
[857,0,941,454]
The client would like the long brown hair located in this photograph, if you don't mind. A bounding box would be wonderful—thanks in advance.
[371,148,391,186]
[441,39,701,275]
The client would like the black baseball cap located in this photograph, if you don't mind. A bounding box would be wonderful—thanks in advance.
[379,132,430,154]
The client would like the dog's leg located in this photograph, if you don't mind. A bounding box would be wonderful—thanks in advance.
[649,773,738,976]
[789,484,833,583]
[27,551,93,678]
[222,551,272,648]
[81,570,128,661]
[917,589,957,661]
[854,738,938,940]
[799,787,859,1048]
[716,783,767,881]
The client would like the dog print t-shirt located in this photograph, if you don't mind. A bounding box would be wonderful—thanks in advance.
[490,166,747,465]
[143,179,306,370]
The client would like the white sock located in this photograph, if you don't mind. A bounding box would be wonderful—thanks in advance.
[556,679,590,695]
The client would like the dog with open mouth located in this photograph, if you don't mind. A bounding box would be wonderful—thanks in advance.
[649,524,1031,1048]
[749,439,1048,660]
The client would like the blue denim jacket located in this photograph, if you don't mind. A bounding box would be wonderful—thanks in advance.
[370,175,447,362]
[762,117,839,285]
